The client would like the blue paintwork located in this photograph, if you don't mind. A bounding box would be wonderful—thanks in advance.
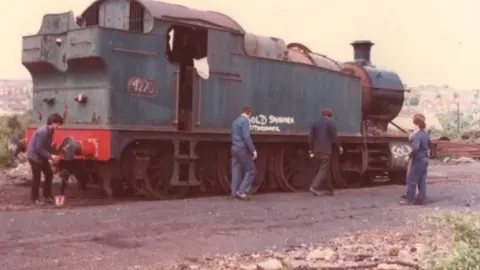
[198,33,362,134]
[103,24,176,126]
[22,2,363,136]
[363,65,404,90]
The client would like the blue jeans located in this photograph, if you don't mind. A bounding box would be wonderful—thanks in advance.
[406,157,428,202]
[231,148,257,196]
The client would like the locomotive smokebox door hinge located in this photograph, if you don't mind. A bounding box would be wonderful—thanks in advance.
[74,93,88,104]
[42,97,55,105]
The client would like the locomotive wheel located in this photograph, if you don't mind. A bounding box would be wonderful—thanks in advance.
[110,177,134,198]
[195,144,224,194]
[120,147,152,197]
[273,147,317,192]
[143,142,189,200]
[341,172,365,188]
[216,146,267,195]
[266,154,281,192]
[331,148,371,188]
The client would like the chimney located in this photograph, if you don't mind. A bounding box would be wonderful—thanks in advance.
[351,40,374,63]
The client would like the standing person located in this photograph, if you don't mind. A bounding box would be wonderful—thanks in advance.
[308,109,343,196]
[230,106,257,201]
[401,115,431,205]
[401,113,425,199]
[27,113,63,205]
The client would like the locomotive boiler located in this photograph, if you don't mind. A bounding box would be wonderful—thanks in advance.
[17,0,411,199]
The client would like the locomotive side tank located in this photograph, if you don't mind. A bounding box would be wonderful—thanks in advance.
[18,0,411,200]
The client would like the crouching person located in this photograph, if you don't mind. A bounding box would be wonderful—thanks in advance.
[27,113,63,205]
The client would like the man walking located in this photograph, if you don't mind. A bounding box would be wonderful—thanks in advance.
[231,106,257,200]
[27,113,63,205]
[308,109,342,196]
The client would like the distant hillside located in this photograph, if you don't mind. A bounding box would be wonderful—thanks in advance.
[395,84,480,136]
[0,80,32,116]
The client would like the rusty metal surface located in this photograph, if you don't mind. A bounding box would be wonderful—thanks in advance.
[287,48,313,65]
[308,53,342,71]
[286,43,341,71]
[81,0,245,34]
[243,33,287,60]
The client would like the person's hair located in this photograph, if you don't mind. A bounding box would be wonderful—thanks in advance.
[242,106,253,115]
[47,113,64,125]
[413,115,426,130]
[413,113,425,121]
[321,108,333,118]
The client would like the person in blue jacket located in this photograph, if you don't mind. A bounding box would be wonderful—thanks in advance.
[27,113,63,205]
[401,115,431,205]
[230,106,257,200]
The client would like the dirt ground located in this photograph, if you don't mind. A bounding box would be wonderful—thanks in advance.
[0,161,479,270]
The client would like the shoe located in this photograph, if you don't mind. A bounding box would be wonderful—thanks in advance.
[235,192,250,201]
[399,200,414,205]
[309,187,322,196]
[400,194,407,199]
[55,195,65,206]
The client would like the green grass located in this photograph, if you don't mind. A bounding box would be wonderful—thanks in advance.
[0,113,32,168]
[428,212,480,270]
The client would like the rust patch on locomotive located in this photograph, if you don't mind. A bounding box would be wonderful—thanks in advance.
[127,76,157,97]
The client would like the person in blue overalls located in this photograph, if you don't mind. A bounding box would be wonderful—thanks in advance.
[401,113,425,200]
[401,115,431,205]
[230,106,257,201]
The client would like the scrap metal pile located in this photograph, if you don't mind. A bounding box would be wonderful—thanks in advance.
[433,140,480,159]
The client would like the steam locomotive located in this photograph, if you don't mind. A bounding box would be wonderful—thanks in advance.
[17,0,411,199]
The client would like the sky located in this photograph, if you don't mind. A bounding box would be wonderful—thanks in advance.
[1,0,478,89]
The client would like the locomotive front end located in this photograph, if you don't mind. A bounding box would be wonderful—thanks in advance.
[341,40,411,183]
[342,40,406,133]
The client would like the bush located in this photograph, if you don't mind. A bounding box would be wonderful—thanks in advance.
[0,114,32,168]
[429,212,480,270]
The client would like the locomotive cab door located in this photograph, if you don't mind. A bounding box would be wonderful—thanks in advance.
[166,25,208,131]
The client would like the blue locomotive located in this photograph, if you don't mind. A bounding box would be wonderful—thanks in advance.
[18,0,410,199]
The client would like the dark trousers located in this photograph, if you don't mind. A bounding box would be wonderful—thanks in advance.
[310,154,333,191]
[406,157,428,202]
[28,158,53,201]
[231,147,257,196]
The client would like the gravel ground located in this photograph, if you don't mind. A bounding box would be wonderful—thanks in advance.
[0,162,479,270]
